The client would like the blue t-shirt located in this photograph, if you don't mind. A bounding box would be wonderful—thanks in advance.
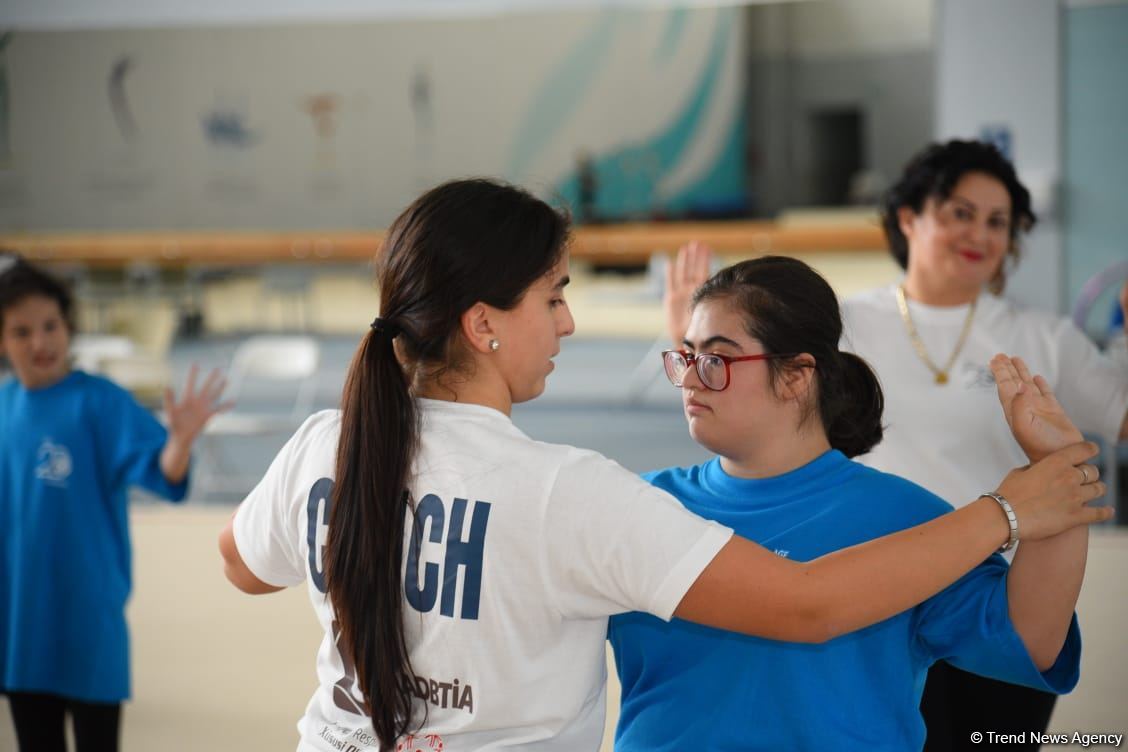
[0,371,188,703]
[608,450,1081,752]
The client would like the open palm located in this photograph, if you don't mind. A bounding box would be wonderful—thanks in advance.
[990,354,1083,463]
[164,364,233,443]
[664,241,713,344]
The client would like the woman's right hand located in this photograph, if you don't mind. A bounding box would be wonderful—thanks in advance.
[663,241,713,346]
[995,441,1110,542]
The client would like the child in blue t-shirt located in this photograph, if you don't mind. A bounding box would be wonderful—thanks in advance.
[608,254,1093,751]
[0,255,230,751]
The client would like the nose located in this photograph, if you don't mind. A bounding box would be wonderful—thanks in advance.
[30,330,50,351]
[558,304,575,338]
[970,218,990,246]
[679,359,704,390]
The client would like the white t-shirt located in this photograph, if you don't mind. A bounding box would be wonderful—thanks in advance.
[841,285,1128,512]
[233,399,732,752]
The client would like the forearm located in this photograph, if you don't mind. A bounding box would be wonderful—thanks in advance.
[1007,526,1086,671]
[803,497,1011,640]
[159,433,192,484]
[678,497,1011,642]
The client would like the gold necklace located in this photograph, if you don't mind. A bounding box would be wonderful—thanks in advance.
[895,285,977,385]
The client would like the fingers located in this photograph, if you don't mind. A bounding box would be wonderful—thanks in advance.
[672,242,711,289]
[1077,463,1100,485]
[989,354,1022,418]
[1078,504,1115,526]
[1043,440,1100,467]
[213,400,236,415]
[990,354,1021,390]
[184,363,199,397]
[200,368,228,403]
[686,241,712,285]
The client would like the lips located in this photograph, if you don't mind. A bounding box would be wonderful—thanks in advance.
[958,249,986,262]
[685,398,711,415]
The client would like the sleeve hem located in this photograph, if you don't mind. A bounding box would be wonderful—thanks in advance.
[646,522,734,622]
[232,502,305,588]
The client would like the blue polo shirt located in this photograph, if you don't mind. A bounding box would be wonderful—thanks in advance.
[609,451,1081,751]
[0,371,188,703]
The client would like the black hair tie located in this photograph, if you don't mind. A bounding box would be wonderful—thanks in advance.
[370,317,401,338]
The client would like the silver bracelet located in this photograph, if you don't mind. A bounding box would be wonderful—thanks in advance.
[980,492,1019,553]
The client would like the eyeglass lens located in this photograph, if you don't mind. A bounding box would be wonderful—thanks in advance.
[663,351,728,390]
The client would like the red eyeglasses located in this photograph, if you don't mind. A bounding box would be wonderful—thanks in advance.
[662,349,795,391]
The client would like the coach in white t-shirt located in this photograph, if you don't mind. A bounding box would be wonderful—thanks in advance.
[217,179,1106,752]
[840,140,1128,752]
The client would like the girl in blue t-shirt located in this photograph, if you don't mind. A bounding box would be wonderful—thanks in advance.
[609,254,1097,751]
[0,255,230,752]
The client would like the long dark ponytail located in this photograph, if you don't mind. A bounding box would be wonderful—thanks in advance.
[325,179,569,746]
[693,256,884,458]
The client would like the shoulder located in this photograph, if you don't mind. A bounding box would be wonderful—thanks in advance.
[847,461,954,524]
[841,285,896,316]
[73,371,136,402]
[641,464,700,494]
[840,286,898,346]
[981,294,1068,334]
[543,444,663,500]
[284,409,342,462]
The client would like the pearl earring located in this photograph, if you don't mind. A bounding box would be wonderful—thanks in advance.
[489,339,500,352]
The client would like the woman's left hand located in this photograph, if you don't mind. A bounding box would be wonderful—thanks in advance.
[991,354,1084,463]
[164,364,233,443]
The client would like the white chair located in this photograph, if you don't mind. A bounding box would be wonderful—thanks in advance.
[71,334,136,372]
[195,335,320,497]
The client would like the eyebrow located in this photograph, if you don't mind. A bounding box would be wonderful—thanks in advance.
[682,335,742,351]
[553,275,570,291]
[950,195,1009,216]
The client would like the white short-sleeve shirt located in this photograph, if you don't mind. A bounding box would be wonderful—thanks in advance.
[841,285,1128,512]
[233,399,731,751]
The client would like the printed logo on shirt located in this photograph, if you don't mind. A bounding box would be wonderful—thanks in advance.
[305,479,493,621]
[403,673,474,714]
[317,723,378,751]
[405,493,492,620]
[774,549,790,558]
[397,734,445,751]
[960,362,997,390]
[35,438,72,488]
[304,480,487,722]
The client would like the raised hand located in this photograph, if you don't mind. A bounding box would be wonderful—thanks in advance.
[663,241,713,346]
[990,354,1083,463]
[995,441,1108,541]
[164,364,233,444]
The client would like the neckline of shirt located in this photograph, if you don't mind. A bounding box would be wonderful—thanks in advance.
[13,369,81,395]
[699,448,852,502]
[887,284,1000,325]
[418,396,515,425]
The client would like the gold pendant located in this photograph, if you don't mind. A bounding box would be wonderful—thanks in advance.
[935,372,948,385]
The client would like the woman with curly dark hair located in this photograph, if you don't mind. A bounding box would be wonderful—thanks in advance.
[840,139,1128,749]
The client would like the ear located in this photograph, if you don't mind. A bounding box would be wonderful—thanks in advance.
[459,302,499,355]
[778,354,817,403]
[897,205,918,242]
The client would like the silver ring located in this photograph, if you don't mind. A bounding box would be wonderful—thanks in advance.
[1079,465,1090,484]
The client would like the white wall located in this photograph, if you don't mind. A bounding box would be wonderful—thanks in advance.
[0,7,743,230]
[935,0,1063,312]
[744,0,934,213]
